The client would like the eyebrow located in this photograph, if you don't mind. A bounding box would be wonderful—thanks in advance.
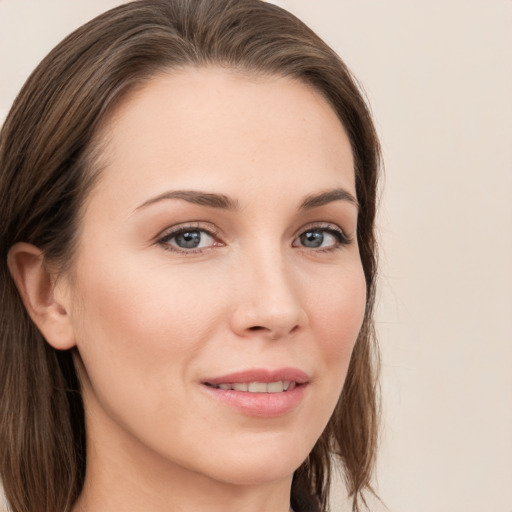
[299,188,359,211]
[135,187,358,212]
[135,190,239,211]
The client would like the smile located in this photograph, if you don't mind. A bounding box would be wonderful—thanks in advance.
[201,368,309,417]
[206,381,297,393]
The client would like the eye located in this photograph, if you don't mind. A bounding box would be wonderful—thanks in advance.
[293,226,350,250]
[157,226,221,252]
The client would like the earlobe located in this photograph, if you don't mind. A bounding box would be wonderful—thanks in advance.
[7,242,76,350]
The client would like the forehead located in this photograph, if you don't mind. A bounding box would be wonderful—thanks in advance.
[89,67,355,210]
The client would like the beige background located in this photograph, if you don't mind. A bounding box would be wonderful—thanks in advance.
[1,1,511,511]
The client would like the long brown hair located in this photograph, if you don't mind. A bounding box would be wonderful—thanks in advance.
[0,1,381,511]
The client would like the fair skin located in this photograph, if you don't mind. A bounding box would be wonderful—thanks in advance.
[9,68,365,512]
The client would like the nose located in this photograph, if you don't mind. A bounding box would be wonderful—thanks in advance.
[229,249,309,340]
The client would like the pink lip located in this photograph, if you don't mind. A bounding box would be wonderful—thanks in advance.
[203,367,309,386]
[201,367,309,418]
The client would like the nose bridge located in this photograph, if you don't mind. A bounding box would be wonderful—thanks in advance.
[230,239,307,338]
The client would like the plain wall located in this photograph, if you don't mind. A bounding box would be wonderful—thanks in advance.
[1,1,511,511]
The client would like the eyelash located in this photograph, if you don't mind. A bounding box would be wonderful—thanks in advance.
[156,222,352,254]
[157,222,222,254]
[293,223,352,252]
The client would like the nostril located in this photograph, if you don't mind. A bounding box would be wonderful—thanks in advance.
[245,325,299,340]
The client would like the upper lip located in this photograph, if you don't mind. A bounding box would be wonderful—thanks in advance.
[203,367,310,386]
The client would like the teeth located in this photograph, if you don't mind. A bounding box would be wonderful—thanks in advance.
[267,381,284,393]
[248,382,267,393]
[213,380,296,393]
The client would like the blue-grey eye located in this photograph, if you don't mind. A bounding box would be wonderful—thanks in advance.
[300,231,324,248]
[169,229,215,249]
[296,229,343,249]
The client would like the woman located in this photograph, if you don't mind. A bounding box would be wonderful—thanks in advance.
[0,1,380,511]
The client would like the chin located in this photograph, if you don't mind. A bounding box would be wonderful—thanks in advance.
[210,457,301,487]
[192,431,312,487]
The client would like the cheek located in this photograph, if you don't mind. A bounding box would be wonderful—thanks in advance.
[307,262,367,399]
[67,256,232,465]
[68,256,223,409]
[73,253,219,345]
[311,264,366,353]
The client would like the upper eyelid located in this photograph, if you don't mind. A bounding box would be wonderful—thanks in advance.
[293,221,349,238]
[156,222,220,240]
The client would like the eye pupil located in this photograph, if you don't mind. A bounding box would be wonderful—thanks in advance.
[301,231,324,248]
[175,231,201,248]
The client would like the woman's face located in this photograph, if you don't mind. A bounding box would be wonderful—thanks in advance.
[63,68,366,490]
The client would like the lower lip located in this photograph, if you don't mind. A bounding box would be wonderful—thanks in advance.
[202,384,307,418]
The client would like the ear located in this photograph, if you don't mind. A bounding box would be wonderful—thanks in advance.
[7,242,76,350]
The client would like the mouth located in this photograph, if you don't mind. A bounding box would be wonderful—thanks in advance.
[204,380,298,393]
[201,368,309,417]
